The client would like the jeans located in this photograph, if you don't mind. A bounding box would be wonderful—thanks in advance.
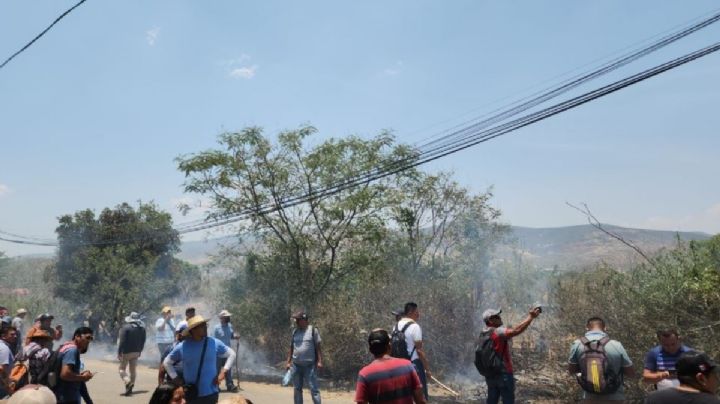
[486,373,515,404]
[217,357,236,389]
[412,359,429,400]
[292,363,321,404]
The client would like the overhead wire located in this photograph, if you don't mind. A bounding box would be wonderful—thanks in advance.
[0,0,88,70]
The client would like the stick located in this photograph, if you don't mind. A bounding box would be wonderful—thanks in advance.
[430,375,459,396]
[235,339,241,388]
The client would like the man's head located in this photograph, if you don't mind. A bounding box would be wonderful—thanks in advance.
[483,308,503,327]
[656,328,681,354]
[292,311,309,328]
[72,327,94,354]
[404,302,419,320]
[219,310,232,324]
[161,306,172,319]
[585,317,606,332]
[0,306,8,317]
[38,313,54,328]
[184,316,208,341]
[16,308,27,319]
[0,326,17,345]
[176,324,188,342]
[676,351,719,393]
[185,307,196,320]
[367,328,391,358]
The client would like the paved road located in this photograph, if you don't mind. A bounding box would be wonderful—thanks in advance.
[83,358,354,403]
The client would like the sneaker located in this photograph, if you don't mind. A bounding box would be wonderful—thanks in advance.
[227,385,239,393]
[124,382,134,396]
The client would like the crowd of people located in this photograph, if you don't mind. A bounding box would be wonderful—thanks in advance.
[0,302,718,404]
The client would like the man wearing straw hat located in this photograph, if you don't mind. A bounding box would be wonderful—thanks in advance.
[164,315,237,404]
[156,306,177,360]
[11,309,27,354]
[213,309,240,393]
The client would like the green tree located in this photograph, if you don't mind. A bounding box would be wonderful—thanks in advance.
[51,202,195,335]
[177,125,416,309]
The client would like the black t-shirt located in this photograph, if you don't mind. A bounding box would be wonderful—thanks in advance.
[646,388,720,404]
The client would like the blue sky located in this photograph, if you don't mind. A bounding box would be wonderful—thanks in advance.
[1,1,719,256]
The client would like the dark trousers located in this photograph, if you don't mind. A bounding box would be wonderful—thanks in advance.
[412,359,428,400]
[217,357,235,389]
[486,373,515,404]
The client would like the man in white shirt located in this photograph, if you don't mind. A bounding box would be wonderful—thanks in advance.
[155,306,176,357]
[396,302,431,400]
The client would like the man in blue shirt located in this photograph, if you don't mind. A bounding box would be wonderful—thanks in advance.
[212,309,240,392]
[164,315,236,404]
[55,327,95,404]
[642,327,693,390]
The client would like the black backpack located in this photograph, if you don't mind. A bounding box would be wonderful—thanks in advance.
[474,329,505,377]
[36,349,65,389]
[390,321,415,360]
[575,336,622,394]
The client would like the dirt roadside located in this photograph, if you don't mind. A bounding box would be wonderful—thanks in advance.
[83,358,354,404]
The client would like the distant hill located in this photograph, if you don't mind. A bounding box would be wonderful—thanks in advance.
[501,224,711,269]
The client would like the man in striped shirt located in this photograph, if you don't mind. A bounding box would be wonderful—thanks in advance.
[355,329,426,404]
[642,328,693,390]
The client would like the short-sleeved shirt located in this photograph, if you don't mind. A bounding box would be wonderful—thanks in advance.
[483,326,514,374]
[645,387,720,403]
[168,337,229,398]
[0,340,13,365]
[291,326,321,365]
[396,319,422,362]
[55,343,82,403]
[213,323,235,347]
[155,317,176,344]
[568,331,632,401]
[644,344,692,390]
[355,357,422,403]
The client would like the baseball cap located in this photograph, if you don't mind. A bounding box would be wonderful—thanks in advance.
[676,351,718,377]
[482,308,502,322]
[391,307,404,316]
[37,313,54,321]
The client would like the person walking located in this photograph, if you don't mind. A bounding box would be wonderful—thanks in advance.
[285,311,323,404]
[164,315,237,404]
[117,312,147,396]
[156,306,177,359]
[480,307,541,404]
[395,303,431,400]
[212,310,239,392]
[11,309,27,354]
[54,327,95,404]
[355,328,426,404]
[568,317,634,403]
[642,327,693,390]
[645,351,720,404]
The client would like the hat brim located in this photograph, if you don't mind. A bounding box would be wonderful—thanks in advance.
[182,319,209,336]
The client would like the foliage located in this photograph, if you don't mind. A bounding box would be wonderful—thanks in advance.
[179,126,509,377]
[49,202,198,336]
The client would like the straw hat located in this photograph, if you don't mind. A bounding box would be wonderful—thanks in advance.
[182,315,209,336]
[161,306,172,314]
[7,384,56,404]
[26,328,53,341]
[16,308,28,315]
[218,310,232,318]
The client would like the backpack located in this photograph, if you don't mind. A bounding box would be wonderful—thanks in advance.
[575,336,622,395]
[474,329,505,377]
[35,349,64,389]
[390,321,415,360]
[8,346,42,391]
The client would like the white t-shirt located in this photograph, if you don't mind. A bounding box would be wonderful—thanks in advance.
[155,317,176,344]
[396,318,422,361]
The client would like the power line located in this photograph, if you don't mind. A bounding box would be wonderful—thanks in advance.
[0,0,88,70]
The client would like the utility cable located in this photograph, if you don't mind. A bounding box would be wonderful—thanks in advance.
[0,0,88,70]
